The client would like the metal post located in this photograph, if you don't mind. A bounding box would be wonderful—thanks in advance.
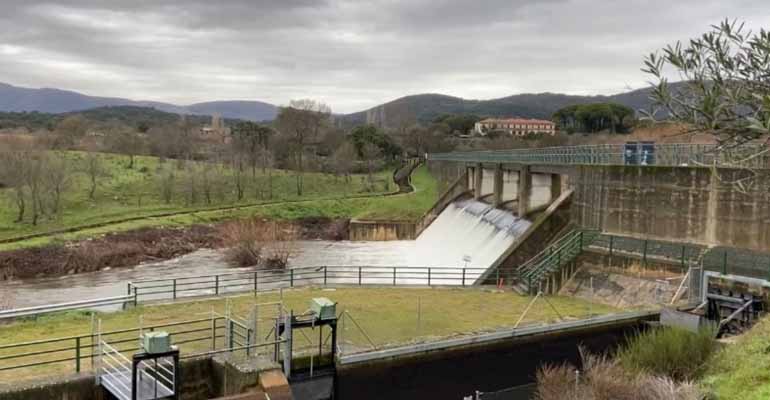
[283,312,293,379]
[428,268,432,286]
[393,267,397,286]
[211,310,216,350]
[75,337,81,372]
[462,269,466,287]
[254,271,258,294]
[290,269,295,287]
[358,267,362,285]
[133,286,138,307]
[324,267,328,286]
[608,236,614,258]
[215,275,219,295]
[642,239,648,267]
[172,279,177,300]
[723,250,728,275]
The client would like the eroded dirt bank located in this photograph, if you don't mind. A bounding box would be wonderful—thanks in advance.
[0,218,349,281]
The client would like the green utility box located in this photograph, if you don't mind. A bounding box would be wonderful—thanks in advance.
[310,297,336,320]
[143,331,171,354]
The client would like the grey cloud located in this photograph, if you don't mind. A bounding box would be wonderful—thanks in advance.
[0,0,769,112]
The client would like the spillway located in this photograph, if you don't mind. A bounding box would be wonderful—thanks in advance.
[410,199,531,282]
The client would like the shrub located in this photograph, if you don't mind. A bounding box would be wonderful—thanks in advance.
[618,326,718,381]
[220,219,298,269]
[535,349,703,400]
[220,219,266,267]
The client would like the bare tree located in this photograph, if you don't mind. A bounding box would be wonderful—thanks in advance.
[54,115,89,149]
[275,99,332,196]
[0,151,28,222]
[44,152,71,215]
[331,141,357,183]
[108,127,145,169]
[81,152,109,201]
[156,164,176,204]
[360,142,382,185]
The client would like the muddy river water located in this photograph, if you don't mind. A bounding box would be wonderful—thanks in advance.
[1,241,416,309]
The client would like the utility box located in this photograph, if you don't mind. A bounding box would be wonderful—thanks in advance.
[143,331,171,354]
[310,297,337,320]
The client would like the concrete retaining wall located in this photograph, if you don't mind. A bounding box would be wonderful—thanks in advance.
[572,165,770,253]
[348,219,417,241]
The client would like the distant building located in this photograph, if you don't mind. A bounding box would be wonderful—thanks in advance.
[474,118,556,136]
[200,113,230,143]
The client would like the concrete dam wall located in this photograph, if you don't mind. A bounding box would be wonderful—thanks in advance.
[572,165,770,253]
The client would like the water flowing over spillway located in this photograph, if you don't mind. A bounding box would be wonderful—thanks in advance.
[2,200,532,308]
[410,199,532,282]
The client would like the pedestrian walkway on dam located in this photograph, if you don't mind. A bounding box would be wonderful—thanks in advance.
[428,143,770,169]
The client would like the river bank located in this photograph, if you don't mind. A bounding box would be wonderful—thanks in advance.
[0,218,348,281]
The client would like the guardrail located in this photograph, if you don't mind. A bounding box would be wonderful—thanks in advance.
[518,230,599,294]
[127,265,521,304]
[428,144,770,169]
[0,314,285,379]
[0,296,134,320]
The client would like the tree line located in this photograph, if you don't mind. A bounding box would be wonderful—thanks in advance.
[552,103,635,134]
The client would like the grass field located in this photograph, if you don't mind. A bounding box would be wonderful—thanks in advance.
[0,152,438,250]
[701,316,770,399]
[0,287,616,382]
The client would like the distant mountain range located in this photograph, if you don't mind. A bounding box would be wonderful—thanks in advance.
[0,82,278,122]
[338,86,664,128]
[0,81,668,128]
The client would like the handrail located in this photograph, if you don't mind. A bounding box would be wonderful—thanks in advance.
[428,143,770,169]
[517,229,599,294]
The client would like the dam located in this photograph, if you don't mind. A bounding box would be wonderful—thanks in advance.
[3,143,770,400]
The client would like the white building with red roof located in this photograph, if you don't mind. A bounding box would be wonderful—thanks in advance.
[473,118,556,136]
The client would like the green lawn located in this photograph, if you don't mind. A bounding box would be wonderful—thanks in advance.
[702,316,770,399]
[0,152,438,250]
[0,287,616,382]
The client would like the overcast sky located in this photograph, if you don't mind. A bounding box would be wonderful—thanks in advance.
[1,1,769,113]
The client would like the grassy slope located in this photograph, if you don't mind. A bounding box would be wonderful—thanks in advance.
[702,317,770,399]
[0,287,616,381]
[0,153,438,250]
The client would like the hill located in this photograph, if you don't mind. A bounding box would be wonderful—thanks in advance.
[0,106,239,131]
[339,85,672,128]
[0,82,278,121]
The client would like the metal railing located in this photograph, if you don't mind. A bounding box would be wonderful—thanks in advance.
[126,266,516,304]
[0,295,134,320]
[518,230,599,294]
[428,143,770,169]
[589,234,770,280]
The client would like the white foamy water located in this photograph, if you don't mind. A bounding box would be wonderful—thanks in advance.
[409,199,531,282]
[2,200,532,307]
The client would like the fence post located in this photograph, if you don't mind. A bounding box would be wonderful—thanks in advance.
[172,279,177,300]
[290,269,294,287]
[133,286,138,307]
[642,240,648,267]
[254,271,258,294]
[393,267,397,286]
[462,269,466,287]
[428,268,432,286]
[215,275,220,295]
[324,267,328,286]
[358,267,362,286]
[75,337,81,373]
[608,236,614,258]
[722,250,728,275]
[681,246,686,272]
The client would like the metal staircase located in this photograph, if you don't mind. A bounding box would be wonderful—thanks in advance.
[515,229,599,295]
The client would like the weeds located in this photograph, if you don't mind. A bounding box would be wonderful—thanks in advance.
[220,218,298,269]
[618,326,718,381]
[535,348,704,400]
